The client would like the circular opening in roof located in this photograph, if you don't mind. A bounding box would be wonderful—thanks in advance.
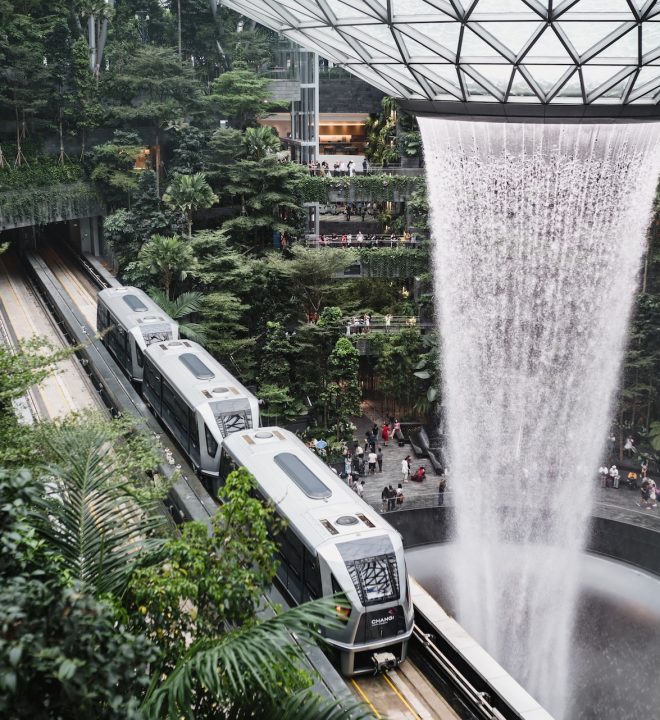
[255,431,274,439]
[212,387,229,394]
[336,516,358,526]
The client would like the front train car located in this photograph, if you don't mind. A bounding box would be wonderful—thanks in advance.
[221,427,414,676]
[97,286,179,382]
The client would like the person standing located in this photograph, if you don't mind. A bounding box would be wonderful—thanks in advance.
[624,435,636,458]
[609,464,620,489]
[395,483,404,508]
[438,476,447,506]
[401,457,410,484]
[384,314,392,332]
[641,459,649,479]
[387,484,396,511]
[381,484,389,513]
[377,447,383,472]
[355,479,365,498]
[362,158,368,175]
[599,465,609,487]
[368,450,377,474]
[382,423,390,447]
[608,432,616,457]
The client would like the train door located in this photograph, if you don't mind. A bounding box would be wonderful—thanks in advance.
[188,410,202,473]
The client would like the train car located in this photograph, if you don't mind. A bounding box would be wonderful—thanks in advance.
[220,427,414,676]
[97,286,179,382]
[142,340,259,479]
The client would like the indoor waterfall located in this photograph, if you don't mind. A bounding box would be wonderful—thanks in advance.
[419,119,660,718]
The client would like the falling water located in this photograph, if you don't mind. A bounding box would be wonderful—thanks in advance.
[419,119,660,718]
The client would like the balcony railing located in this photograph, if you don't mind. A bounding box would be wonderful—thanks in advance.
[304,234,423,248]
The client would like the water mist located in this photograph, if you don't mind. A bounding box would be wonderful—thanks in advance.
[419,119,660,717]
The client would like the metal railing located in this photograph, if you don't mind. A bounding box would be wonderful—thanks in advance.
[304,235,423,248]
[345,316,431,336]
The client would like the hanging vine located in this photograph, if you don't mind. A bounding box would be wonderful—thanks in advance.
[298,174,424,204]
[357,247,428,278]
[0,183,101,231]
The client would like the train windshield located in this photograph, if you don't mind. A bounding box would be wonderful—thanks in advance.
[140,324,174,345]
[337,537,400,607]
[209,402,253,437]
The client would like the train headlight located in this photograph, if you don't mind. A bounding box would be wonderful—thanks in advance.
[336,605,352,619]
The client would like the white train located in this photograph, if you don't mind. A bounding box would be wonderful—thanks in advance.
[97,286,179,382]
[221,427,415,676]
[142,340,259,478]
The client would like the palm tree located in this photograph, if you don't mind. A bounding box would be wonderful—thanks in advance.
[163,173,218,240]
[142,597,375,720]
[241,125,281,161]
[139,234,196,299]
[149,289,207,343]
[34,421,162,597]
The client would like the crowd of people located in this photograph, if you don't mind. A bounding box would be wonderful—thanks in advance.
[310,231,417,247]
[307,159,369,177]
[599,433,656,509]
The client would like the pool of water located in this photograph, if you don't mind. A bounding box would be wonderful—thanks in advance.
[406,544,660,720]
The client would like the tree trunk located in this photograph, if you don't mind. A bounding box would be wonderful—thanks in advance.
[58,114,66,165]
[155,131,160,198]
[187,212,192,241]
[177,0,182,60]
[80,127,86,161]
[14,106,26,166]
[164,269,172,300]
[0,145,6,168]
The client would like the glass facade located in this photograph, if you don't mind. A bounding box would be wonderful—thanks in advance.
[220,0,660,106]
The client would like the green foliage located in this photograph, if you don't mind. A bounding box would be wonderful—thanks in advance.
[297,174,424,205]
[0,468,157,718]
[357,247,428,278]
[264,246,358,318]
[148,289,207,343]
[242,125,281,160]
[364,97,399,166]
[323,337,360,431]
[129,467,283,669]
[34,420,164,596]
[163,172,218,239]
[396,130,423,160]
[0,575,156,720]
[87,131,144,208]
[208,62,275,129]
[0,183,99,231]
[142,596,355,720]
[375,329,428,417]
[222,158,308,246]
[130,234,197,299]
[0,157,84,191]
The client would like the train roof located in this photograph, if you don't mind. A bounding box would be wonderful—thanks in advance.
[222,427,401,552]
[144,339,258,415]
[97,286,178,334]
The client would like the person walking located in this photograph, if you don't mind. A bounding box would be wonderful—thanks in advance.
[401,456,410,484]
[395,483,404,508]
[355,479,365,498]
[381,485,389,513]
[368,450,377,474]
[377,447,383,472]
[382,423,390,447]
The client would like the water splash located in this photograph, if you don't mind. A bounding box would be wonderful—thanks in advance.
[419,119,660,718]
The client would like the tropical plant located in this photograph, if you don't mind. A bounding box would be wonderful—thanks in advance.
[136,234,197,299]
[149,289,207,343]
[207,62,274,129]
[142,596,370,720]
[241,125,281,160]
[33,421,163,597]
[163,173,218,240]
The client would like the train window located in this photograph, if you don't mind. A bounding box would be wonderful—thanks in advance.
[206,425,219,459]
[337,538,400,607]
[162,381,189,447]
[189,410,200,453]
[303,549,322,599]
[218,447,236,480]
[179,353,215,380]
[136,346,144,368]
[282,529,303,579]
[122,294,148,312]
[216,411,249,437]
[331,574,343,595]
[273,453,332,500]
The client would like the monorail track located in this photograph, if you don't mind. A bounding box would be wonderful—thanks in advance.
[0,251,101,420]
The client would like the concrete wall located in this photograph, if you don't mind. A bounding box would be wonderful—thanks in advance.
[388,506,660,577]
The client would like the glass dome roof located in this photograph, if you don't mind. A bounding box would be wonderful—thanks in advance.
[220,0,660,108]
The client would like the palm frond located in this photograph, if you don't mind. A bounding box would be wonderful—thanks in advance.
[277,690,376,720]
[34,423,163,596]
[143,597,347,718]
